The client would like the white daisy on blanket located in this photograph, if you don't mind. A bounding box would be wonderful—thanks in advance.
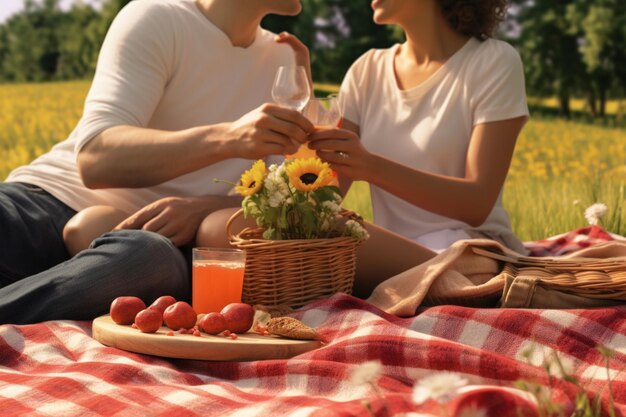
[349,360,382,385]
[584,203,608,226]
[412,371,468,404]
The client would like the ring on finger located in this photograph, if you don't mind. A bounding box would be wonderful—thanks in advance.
[338,151,349,159]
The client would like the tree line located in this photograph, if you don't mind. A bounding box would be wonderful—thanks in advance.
[510,0,625,118]
[1,0,624,119]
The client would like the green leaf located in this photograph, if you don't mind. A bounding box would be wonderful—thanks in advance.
[315,186,342,203]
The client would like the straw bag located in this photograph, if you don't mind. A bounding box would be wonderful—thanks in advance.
[226,209,365,308]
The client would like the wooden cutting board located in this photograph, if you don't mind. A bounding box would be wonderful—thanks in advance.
[92,315,323,361]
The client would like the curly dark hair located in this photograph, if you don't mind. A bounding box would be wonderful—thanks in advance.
[437,0,508,40]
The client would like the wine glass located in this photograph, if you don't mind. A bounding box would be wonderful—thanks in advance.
[271,65,311,111]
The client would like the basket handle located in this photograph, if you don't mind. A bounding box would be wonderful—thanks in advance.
[339,208,364,225]
[225,208,246,241]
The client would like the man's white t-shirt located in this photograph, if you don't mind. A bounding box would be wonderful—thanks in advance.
[7,0,295,214]
[339,38,529,252]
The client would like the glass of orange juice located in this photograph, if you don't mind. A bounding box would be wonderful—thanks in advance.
[288,96,342,160]
[192,247,246,314]
[304,96,341,130]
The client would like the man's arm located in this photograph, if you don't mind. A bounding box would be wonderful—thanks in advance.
[77,104,314,189]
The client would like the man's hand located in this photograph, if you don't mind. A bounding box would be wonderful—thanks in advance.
[225,103,314,159]
[114,196,241,247]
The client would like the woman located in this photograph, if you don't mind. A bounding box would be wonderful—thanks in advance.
[199,0,529,298]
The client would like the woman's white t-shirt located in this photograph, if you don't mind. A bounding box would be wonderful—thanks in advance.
[339,38,529,252]
[7,0,295,214]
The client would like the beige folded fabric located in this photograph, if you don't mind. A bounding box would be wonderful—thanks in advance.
[366,239,626,316]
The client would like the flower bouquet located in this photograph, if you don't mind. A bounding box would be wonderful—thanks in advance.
[226,157,369,308]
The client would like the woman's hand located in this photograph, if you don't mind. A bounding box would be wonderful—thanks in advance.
[275,31,313,87]
[307,128,373,182]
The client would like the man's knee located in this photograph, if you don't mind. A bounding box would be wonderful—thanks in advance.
[96,230,187,275]
[99,230,190,299]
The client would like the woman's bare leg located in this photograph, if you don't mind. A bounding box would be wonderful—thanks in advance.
[352,221,437,299]
[195,207,254,248]
[63,206,131,256]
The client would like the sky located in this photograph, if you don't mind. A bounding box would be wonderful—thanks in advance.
[0,0,100,23]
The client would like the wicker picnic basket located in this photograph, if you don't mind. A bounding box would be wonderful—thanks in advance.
[500,257,626,299]
[226,209,365,308]
[472,246,626,303]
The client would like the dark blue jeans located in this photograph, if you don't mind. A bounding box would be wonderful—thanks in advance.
[0,183,190,324]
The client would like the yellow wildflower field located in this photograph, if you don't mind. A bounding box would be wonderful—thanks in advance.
[1,81,624,241]
[0,81,85,175]
[506,118,625,240]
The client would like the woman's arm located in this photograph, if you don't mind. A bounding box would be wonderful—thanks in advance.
[274,32,313,87]
[310,115,527,226]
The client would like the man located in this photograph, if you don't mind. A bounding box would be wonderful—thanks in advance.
[0,0,313,323]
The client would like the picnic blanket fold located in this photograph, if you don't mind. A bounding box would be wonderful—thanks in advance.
[367,238,626,316]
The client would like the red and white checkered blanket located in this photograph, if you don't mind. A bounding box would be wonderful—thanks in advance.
[1,228,625,417]
[524,225,625,257]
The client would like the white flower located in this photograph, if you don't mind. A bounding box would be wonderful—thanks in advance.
[546,351,574,379]
[345,220,369,241]
[319,215,333,232]
[268,191,287,208]
[584,203,608,225]
[322,200,341,215]
[349,360,382,385]
[267,162,286,180]
[412,372,468,405]
[265,170,291,208]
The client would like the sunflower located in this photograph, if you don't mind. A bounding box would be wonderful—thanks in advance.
[235,160,266,196]
[286,157,333,192]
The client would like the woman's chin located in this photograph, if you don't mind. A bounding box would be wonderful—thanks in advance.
[372,12,389,25]
[275,1,302,17]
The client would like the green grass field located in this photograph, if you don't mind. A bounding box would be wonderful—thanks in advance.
[1,81,625,241]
